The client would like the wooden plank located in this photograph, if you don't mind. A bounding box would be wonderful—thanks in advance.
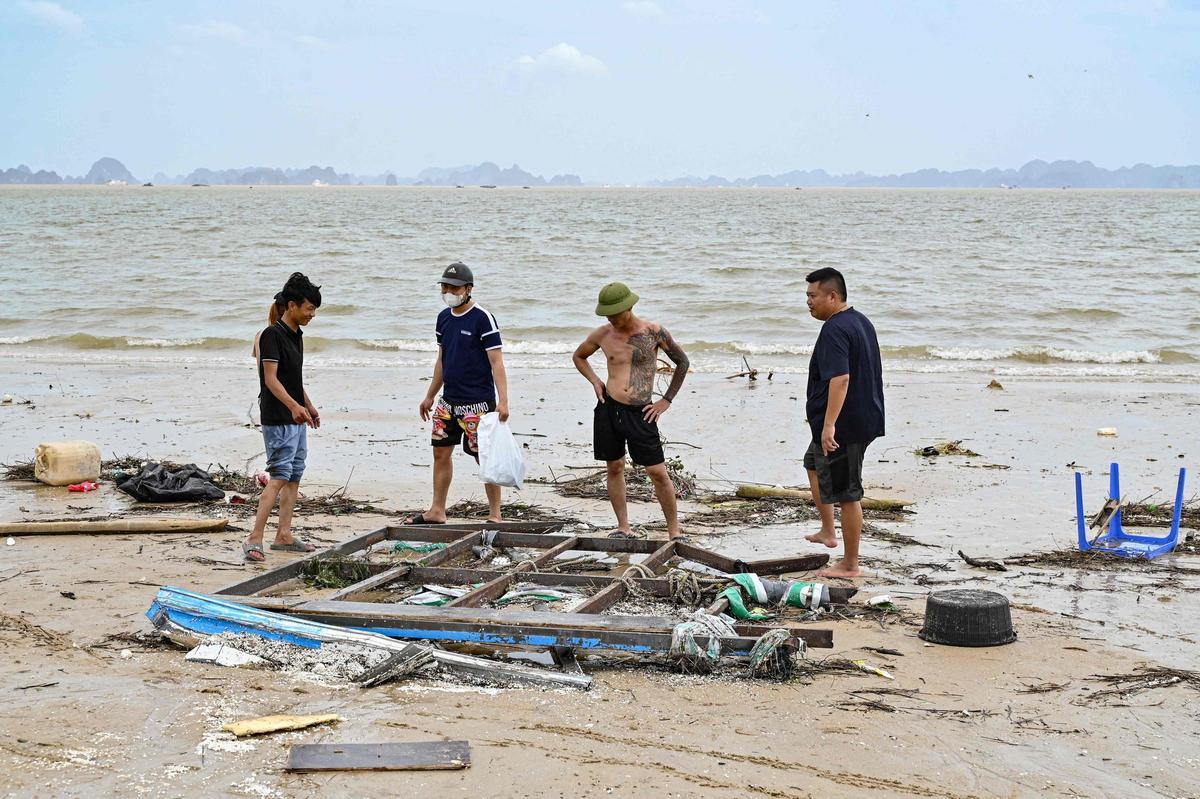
[215,527,388,596]
[733,554,830,575]
[386,521,564,536]
[675,541,740,573]
[215,594,833,650]
[445,536,579,608]
[327,531,480,601]
[571,540,677,614]
[286,741,470,772]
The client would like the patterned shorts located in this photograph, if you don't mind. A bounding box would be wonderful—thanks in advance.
[431,398,495,457]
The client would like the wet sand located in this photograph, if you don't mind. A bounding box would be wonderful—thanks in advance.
[1,358,1198,797]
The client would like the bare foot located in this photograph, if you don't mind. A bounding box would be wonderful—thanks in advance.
[805,529,838,548]
[817,559,862,579]
[487,517,502,524]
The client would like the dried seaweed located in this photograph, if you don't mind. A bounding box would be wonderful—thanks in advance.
[1083,667,1200,702]
[916,440,979,457]
[446,499,587,525]
[548,457,698,502]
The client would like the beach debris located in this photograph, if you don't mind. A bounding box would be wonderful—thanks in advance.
[1075,464,1185,559]
[1089,497,1121,531]
[861,646,903,657]
[117,463,225,502]
[148,586,594,690]
[986,379,1003,390]
[34,440,102,486]
[919,589,1016,647]
[67,481,100,493]
[1,395,12,404]
[187,632,434,685]
[956,550,1008,572]
[853,660,895,680]
[549,457,697,502]
[286,741,470,773]
[300,556,375,590]
[495,585,582,605]
[393,540,447,554]
[1083,666,1200,702]
[0,518,229,536]
[917,441,979,457]
[5,537,13,546]
[725,355,772,382]
[733,483,912,511]
[222,713,341,738]
[668,610,738,674]
[1097,427,1118,436]
[186,641,270,668]
[866,594,896,608]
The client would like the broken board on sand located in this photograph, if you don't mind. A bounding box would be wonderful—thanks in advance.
[286,741,470,772]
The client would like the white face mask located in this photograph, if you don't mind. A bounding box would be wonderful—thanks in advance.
[442,291,468,308]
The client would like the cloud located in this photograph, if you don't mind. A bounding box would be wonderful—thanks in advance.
[293,33,333,50]
[178,20,250,44]
[15,0,83,34]
[514,43,606,75]
[622,0,666,20]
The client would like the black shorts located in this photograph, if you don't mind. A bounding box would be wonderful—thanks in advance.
[431,398,495,458]
[594,394,665,467]
[804,438,873,504]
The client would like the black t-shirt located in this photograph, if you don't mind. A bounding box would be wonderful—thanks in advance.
[806,307,885,445]
[257,320,305,426]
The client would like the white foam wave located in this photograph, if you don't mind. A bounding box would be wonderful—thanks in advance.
[364,338,577,355]
[0,336,35,345]
[927,346,1162,364]
[124,337,207,347]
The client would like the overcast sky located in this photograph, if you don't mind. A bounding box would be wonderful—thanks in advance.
[2,0,1198,182]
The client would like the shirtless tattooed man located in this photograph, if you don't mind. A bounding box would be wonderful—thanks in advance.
[572,282,690,539]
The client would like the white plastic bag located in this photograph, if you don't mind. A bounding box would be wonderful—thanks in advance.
[477,413,526,489]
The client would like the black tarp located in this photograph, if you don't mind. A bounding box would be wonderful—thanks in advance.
[117,463,225,502]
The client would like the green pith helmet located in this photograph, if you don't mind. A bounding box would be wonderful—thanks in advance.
[595,282,639,316]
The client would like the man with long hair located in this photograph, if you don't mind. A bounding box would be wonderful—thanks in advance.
[244,272,322,562]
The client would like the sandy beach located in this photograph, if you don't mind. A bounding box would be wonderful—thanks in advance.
[1,356,1198,798]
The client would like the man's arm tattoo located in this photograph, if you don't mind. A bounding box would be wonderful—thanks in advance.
[657,327,689,402]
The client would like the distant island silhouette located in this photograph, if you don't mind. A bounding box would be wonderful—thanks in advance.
[3,157,1198,188]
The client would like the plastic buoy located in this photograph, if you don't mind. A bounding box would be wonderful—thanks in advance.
[919,589,1016,647]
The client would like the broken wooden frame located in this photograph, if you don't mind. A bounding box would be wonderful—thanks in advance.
[213,522,838,656]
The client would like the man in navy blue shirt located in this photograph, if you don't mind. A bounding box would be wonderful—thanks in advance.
[802,267,885,578]
[409,262,510,524]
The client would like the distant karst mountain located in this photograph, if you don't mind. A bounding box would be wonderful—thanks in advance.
[650,159,1200,189]
[0,157,137,185]
[414,162,582,187]
[84,157,138,184]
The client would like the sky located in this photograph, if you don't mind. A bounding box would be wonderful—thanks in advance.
[1,0,1198,183]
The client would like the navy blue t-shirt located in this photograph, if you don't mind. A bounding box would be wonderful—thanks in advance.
[436,304,502,404]
[806,307,885,445]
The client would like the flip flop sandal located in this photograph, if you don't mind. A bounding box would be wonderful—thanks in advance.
[270,539,316,552]
[607,530,638,539]
[407,513,446,525]
[242,541,266,562]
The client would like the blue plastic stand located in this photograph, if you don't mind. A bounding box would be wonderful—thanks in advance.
[1074,462,1186,559]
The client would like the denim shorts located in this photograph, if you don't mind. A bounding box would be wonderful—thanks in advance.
[263,424,308,483]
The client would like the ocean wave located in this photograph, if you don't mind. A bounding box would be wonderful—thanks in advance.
[924,346,1187,364]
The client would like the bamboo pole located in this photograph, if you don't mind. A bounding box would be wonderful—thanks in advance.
[0,518,229,535]
[734,484,912,511]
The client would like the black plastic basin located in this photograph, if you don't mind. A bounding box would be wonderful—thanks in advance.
[919,589,1017,647]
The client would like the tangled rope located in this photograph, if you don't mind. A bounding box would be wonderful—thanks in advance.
[621,563,656,583]
[667,570,704,606]
[514,559,540,573]
[748,628,802,680]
